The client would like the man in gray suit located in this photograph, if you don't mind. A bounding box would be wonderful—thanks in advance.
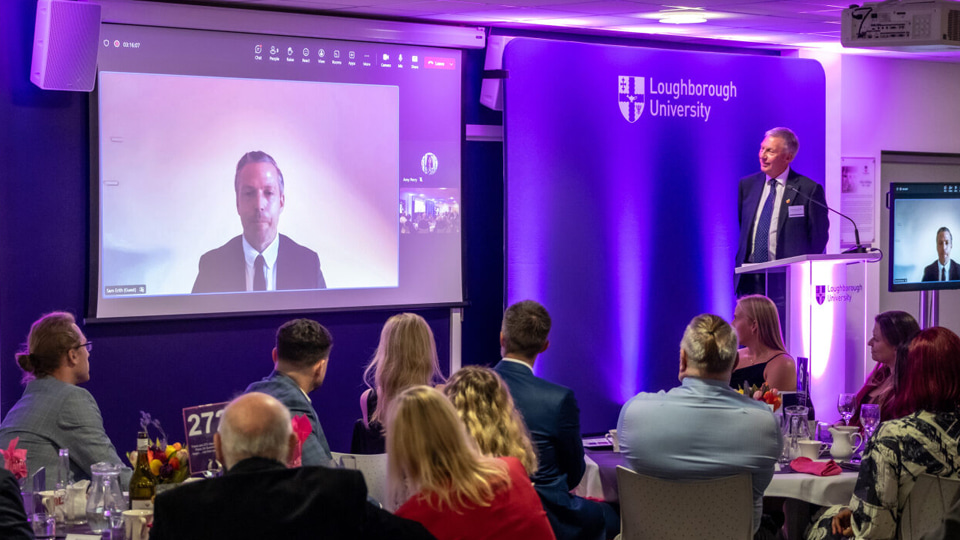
[244,318,333,466]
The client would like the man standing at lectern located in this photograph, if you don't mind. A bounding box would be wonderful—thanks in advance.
[735,127,829,297]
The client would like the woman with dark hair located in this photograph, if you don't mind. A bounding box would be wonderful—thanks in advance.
[0,312,131,490]
[806,327,960,540]
[848,311,920,426]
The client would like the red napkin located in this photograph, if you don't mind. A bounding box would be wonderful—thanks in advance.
[790,457,842,476]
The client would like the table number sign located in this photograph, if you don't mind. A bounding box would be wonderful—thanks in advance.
[182,402,228,475]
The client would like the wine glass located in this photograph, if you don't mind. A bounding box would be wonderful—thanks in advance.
[861,403,881,441]
[837,393,856,425]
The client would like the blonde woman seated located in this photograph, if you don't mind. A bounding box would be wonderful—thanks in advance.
[352,313,445,453]
[443,366,538,476]
[731,295,796,392]
[388,386,555,540]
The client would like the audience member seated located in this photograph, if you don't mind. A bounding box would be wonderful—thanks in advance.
[731,294,796,392]
[352,313,445,454]
[494,300,619,540]
[618,313,782,537]
[847,310,919,427]
[444,365,539,475]
[806,327,960,540]
[388,386,554,540]
[150,392,436,540]
[0,467,32,540]
[244,318,333,466]
[0,312,131,490]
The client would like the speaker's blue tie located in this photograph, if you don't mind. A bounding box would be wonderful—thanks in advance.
[752,179,777,263]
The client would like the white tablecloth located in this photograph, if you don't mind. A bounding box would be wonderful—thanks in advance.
[576,451,857,506]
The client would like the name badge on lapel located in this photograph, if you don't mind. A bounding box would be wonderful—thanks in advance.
[788,205,805,218]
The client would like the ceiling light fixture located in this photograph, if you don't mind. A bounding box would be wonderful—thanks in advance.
[659,13,707,24]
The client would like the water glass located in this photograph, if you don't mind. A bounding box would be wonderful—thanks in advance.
[837,393,856,425]
[861,403,881,440]
[30,512,56,539]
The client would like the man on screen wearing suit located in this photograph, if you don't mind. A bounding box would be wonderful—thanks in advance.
[192,151,327,293]
[735,127,830,297]
[494,300,619,540]
[150,392,435,540]
[244,318,333,467]
[921,227,959,282]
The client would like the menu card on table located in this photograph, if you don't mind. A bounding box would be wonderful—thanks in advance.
[182,402,228,475]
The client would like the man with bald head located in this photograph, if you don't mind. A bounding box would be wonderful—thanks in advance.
[150,393,435,540]
[192,151,327,293]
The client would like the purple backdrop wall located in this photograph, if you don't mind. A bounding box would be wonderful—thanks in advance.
[503,38,826,433]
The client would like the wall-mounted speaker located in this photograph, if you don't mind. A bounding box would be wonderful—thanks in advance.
[31,0,101,92]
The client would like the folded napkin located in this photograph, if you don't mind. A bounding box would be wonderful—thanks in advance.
[789,457,842,476]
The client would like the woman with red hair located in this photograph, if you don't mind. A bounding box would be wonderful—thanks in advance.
[807,327,960,540]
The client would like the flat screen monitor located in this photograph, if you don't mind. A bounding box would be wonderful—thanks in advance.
[888,182,960,292]
[90,23,463,319]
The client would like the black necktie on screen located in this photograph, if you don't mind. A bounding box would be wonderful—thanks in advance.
[752,179,777,263]
[254,254,266,291]
[943,267,947,282]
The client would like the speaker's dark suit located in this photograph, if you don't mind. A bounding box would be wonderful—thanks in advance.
[735,169,829,295]
[922,259,960,282]
[150,457,435,540]
[495,360,612,540]
[191,234,326,293]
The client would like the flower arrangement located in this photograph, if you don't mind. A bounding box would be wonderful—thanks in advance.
[738,383,782,411]
[288,415,311,468]
[127,411,190,483]
[0,437,27,484]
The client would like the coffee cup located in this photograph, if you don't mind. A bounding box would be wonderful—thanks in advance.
[605,429,620,452]
[123,509,153,540]
[798,439,827,460]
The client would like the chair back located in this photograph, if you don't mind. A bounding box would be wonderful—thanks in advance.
[899,473,960,540]
[616,466,753,540]
[330,452,392,510]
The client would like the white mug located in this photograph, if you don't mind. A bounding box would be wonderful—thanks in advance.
[829,426,863,461]
[122,509,153,540]
[605,429,620,453]
[798,439,827,460]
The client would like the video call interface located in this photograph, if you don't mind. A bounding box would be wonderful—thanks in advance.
[889,183,960,291]
[92,23,464,319]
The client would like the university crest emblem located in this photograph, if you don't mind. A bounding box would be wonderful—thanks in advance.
[618,76,644,123]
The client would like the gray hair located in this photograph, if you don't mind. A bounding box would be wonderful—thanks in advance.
[680,314,739,375]
[234,151,284,195]
[764,127,799,159]
[217,393,292,468]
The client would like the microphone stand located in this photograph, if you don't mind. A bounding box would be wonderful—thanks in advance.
[785,184,869,254]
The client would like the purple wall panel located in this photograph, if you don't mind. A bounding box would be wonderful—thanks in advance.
[504,38,826,433]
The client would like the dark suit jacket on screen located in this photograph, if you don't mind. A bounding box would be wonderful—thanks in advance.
[244,370,332,467]
[921,259,960,282]
[494,360,607,540]
[191,234,326,293]
[735,169,830,292]
[149,457,436,540]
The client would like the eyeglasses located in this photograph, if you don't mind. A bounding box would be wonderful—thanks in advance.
[73,341,93,353]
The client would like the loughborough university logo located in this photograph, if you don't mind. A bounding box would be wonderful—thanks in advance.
[618,76,644,123]
[816,285,826,305]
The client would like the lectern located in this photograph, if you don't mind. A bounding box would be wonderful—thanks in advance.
[736,254,880,421]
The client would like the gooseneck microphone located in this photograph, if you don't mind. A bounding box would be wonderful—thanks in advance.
[785,184,869,254]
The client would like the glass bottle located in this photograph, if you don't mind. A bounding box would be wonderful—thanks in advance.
[129,432,156,510]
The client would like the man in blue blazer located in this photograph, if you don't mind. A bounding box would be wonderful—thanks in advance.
[494,300,618,540]
[192,151,326,293]
[735,127,829,297]
[244,318,333,467]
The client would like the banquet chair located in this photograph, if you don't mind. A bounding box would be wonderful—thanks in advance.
[330,452,393,510]
[615,466,753,540]
[899,474,960,540]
